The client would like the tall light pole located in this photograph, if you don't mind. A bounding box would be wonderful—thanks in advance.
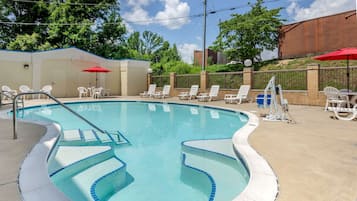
[202,0,207,71]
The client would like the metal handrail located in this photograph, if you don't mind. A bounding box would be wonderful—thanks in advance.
[12,91,105,139]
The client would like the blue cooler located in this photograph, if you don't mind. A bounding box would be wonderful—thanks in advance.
[256,94,271,108]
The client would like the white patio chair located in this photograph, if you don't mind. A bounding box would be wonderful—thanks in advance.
[178,85,199,100]
[38,85,53,99]
[327,104,357,121]
[197,85,220,102]
[153,85,171,99]
[140,84,156,98]
[224,85,251,104]
[19,85,34,100]
[323,86,349,111]
[77,87,88,98]
[92,87,103,99]
[1,85,17,100]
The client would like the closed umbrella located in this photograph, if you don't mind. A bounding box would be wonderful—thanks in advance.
[82,66,111,87]
[314,47,357,92]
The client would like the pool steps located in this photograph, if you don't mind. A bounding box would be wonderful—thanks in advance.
[52,156,124,201]
[61,129,130,146]
[52,131,249,201]
[181,140,249,201]
[50,147,130,201]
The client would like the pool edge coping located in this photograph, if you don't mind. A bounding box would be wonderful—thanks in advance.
[5,99,278,201]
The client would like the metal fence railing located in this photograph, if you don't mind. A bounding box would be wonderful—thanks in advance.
[175,74,200,88]
[319,66,357,91]
[207,72,243,89]
[151,75,170,87]
[253,69,307,90]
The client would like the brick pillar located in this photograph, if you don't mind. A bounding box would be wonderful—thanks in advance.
[170,72,176,96]
[200,71,208,92]
[307,64,320,104]
[147,73,152,90]
[243,67,253,86]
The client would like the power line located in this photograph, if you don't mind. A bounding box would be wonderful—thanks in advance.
[0,0,283,26]
[12,0,108,6]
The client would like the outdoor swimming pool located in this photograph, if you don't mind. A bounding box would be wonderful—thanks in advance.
[18,101,250,201]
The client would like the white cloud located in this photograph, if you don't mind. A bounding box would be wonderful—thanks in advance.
[123,0,190,29]
[126,0,152,6]
[287,0,355,22]
[261,48,278,61]
[123,5,153,25]
[178,43,199,64]
[155,0,190,29]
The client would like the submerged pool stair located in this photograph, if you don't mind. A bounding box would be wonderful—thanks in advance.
[50,147,132,201]
[61,129,130,146]
[51,151,129,201]
[181,140,249,201]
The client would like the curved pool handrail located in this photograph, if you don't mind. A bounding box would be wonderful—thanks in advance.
[12,91,105,139]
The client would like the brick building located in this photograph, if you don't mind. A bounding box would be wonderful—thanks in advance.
[193,49,228,66]
[279,10,357,59]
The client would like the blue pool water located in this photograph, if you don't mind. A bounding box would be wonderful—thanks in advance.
[18,101,249,201]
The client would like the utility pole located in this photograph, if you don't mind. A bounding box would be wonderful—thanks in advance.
[202,0,207,71]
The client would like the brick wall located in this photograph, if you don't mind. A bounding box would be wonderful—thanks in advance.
[279,10,357,59]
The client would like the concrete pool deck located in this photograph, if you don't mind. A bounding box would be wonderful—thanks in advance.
[0,96,356,201]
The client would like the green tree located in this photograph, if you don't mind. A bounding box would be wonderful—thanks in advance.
[141,31,163,55]
[1,0,127,58]
[0,0,49,48]
[127,32,142,53]
[212,0,283,65]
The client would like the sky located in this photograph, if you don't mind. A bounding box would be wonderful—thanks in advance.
[119,0,357,63]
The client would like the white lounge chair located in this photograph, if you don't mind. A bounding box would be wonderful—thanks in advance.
[224,85,250,104]
[323,86,349,111]
[154,85,171,99]
[327,104,357,121]
[77,87,89,98]
[19,85,34,100]
[178,85,199,100]
[197,85,220,102]
[140,84,156,98]
[38,85,53,99]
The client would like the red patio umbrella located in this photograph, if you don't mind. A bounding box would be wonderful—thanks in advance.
[314,47,357,92]
[82,66,111,87]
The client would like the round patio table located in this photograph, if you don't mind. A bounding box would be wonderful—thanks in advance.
[340,92,357,106]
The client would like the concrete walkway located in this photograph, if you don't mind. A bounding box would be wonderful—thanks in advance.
[1,97,356,201]
[0,118,46,201]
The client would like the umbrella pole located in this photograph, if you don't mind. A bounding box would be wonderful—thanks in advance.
[347,56,350,92]
[96,73,98,88]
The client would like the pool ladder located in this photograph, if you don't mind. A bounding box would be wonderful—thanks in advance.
[12,91,105,140]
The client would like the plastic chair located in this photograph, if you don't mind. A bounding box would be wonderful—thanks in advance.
[154,85,171,99]
[77,87,88,98]
[178,85,199,100]
[327,104,357,121]
[140,84,156,98]
[92,87,103,99]
[19,85,34,100]
[197,85,220,102]
[323,86,349,111]
[38,85,53,99]
[224,85,250,104]
[1,85,17,100]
